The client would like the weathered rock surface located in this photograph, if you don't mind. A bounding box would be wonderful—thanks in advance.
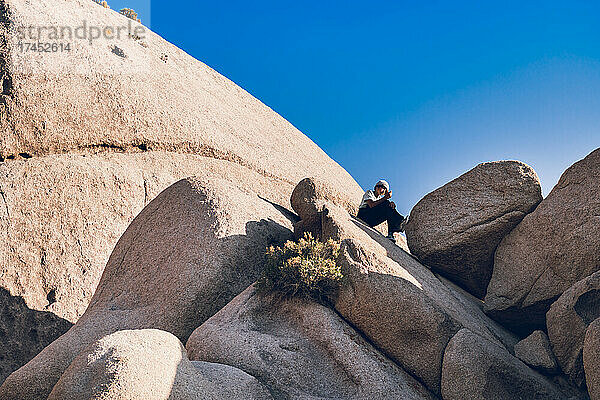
[547,270,600,387]
[514,330,558,374]
[441,329,565,400]
[485,148,600,333]
[291,177,359,222]
[308,202,518,394]
[0,0,362,382]
[0,153,293,321]
[0,0,362,199]
[584,318,600,400]
[405,160,541,298]
[48,329,271,400]
[186,285,435,400]
[0,177,294,399]
[0,152,295,383]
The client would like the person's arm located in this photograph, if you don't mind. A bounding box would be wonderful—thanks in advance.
[366,190,392,208]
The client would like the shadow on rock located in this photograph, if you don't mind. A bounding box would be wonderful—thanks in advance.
[0,287,72,385]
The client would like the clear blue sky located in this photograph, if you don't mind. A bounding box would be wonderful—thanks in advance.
[137,1,598,213]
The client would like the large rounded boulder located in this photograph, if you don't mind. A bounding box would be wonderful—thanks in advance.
[546,270,600,387]
[405,161,541,298]
[186,286,435,400]
[0,176,294,399]
[441,329,566,400]
[48,329,271,400]
[485,148,600,334]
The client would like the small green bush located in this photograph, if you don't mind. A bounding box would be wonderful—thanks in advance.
[257,233,342,303]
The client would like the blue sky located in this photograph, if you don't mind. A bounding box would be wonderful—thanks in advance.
[132,1,597,213]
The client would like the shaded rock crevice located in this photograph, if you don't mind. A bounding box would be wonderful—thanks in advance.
[142,177,149,205]
[574,289,600,325]
[0,142,296,188]
[0,182,9,221]
[547,271,600,388]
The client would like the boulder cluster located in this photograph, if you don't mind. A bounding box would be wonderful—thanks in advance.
[2,150,599,399]
[0,0,598,399]
[0,0,361,385]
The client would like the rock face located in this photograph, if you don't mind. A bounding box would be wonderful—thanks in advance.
[485,148,600,333]
[0,0,362,195]
[405,160,541,298]
[298,201,517,394]
[0,288,72,384]
[0,153,294,322]
[584,318,600,400]
[291,177,359,222]
[186,286,435,400]
[547,270,600,387]
[514,330,558,374]
[0,177,294,399]
[48,329,271,400]
[441,329,565,400]
[2,0,598,397]
[0,0,362,382]
[0,153,296,384]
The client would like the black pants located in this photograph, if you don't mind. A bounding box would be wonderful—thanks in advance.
[357,200,405,235]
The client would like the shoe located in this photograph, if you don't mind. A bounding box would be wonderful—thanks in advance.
[399,216,408,233]
[386,234,396,243]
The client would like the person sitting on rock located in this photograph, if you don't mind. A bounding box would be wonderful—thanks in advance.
[357,179,407,242]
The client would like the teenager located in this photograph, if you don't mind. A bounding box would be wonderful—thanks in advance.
[357,180,407,242]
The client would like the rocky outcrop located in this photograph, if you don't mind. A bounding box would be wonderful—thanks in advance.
[0,0,362,382]
[441,329,565,400]
[47,329,271,400]
[0,153,293,323]
[0,152,296,383]
[405,161,541,298]
[514,330,558,374]
[0,177,294,399]
[1,1,597,398]
[584,318,600,400]
[186,286,435,400]
[297,201,518,394]
[0,0,362,197]
[546,270,600,387]
[291,177,359,222]
[485,148,600,333]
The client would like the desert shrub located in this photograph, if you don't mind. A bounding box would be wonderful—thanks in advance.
[92,0,110,8]
[119,8,141,23]
[257,233,342,303]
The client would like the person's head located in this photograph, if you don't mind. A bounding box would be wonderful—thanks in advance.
[374,179,390,196]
